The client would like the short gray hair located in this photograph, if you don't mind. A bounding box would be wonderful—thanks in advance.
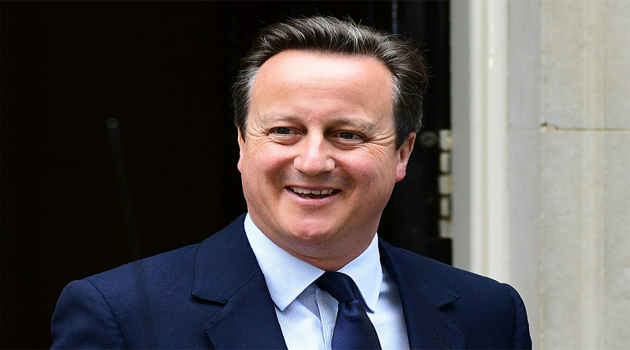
[232,16,428,148]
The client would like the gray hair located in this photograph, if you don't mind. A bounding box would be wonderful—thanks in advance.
[232,16,428,148]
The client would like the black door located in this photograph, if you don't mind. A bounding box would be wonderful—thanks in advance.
[1,1,450,347]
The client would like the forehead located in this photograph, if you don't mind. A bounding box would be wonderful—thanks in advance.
[251,50,394,121]
[261,49,389,75]
[255,50,392,88]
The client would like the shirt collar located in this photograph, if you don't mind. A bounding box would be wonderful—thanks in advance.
[244,213,383,313]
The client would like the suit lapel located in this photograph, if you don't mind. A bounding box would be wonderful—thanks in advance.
[190,216,465,350]
[192,215,287,349]
[379,239,466,350]
[203,272,288,349]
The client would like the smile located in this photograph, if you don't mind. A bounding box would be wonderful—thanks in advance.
[289,187,338,197]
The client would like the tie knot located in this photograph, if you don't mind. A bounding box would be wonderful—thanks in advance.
[315,272,361,303]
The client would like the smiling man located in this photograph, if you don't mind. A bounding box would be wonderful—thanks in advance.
[238,50,413,272]
[51,16,532,349]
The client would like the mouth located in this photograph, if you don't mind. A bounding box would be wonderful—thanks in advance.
[288,186,339,199]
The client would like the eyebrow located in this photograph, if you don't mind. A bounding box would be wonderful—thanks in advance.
[332,119,379,135]
[259,115,301,124]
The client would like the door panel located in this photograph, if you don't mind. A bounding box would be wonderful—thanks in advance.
[1,2,449,347]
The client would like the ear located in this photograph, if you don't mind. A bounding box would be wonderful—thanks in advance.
[395,132,416,182]
[237,127,245,172]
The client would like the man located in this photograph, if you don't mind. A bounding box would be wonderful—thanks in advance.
[51,16,532,349]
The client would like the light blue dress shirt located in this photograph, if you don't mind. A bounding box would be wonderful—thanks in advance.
[244,214,409,350]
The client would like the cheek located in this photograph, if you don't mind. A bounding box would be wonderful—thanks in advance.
[340,156,396,192]
[346,148,399,179]
[242,144,292,181]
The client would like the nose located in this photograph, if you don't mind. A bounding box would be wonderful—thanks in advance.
[293,135,335,175]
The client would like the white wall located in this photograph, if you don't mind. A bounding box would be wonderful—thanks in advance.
[451,0,630,348]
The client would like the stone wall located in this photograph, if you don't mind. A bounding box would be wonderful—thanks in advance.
[511,0,630,348]
[452,0,630,348]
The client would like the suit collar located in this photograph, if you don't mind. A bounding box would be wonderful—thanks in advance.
[243,213,324,312]
[192,214,257,302]
[193,214,287,349]
[191,215,465,350]
[379,238,466,350]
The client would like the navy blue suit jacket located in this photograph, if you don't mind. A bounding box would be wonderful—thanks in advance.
[51,215,532,349]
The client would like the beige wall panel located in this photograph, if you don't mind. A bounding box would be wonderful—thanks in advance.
[540,130,589,349]
[541,0,590,129]
[603,0,630,128]
[602,132,630,348]
[540,129,630,349]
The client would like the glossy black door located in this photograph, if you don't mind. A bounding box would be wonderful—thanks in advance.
[1,1,449,347]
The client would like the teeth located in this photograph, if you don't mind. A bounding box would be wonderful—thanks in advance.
[291,187,335,195]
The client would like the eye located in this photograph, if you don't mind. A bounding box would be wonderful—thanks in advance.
[270,127,293,135]
[268,127,301,145]
[337,131,364,141]
[339,132,358,139]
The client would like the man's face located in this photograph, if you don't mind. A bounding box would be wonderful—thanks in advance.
[237,50,415,268]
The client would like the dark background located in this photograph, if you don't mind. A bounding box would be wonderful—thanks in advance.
[1,1,450,347]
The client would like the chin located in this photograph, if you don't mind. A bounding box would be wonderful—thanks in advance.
[286,222,340,245]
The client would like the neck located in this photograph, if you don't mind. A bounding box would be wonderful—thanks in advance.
[278,236,374,272]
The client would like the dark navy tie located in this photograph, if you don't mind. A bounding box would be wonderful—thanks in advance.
[315,272,382,350]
